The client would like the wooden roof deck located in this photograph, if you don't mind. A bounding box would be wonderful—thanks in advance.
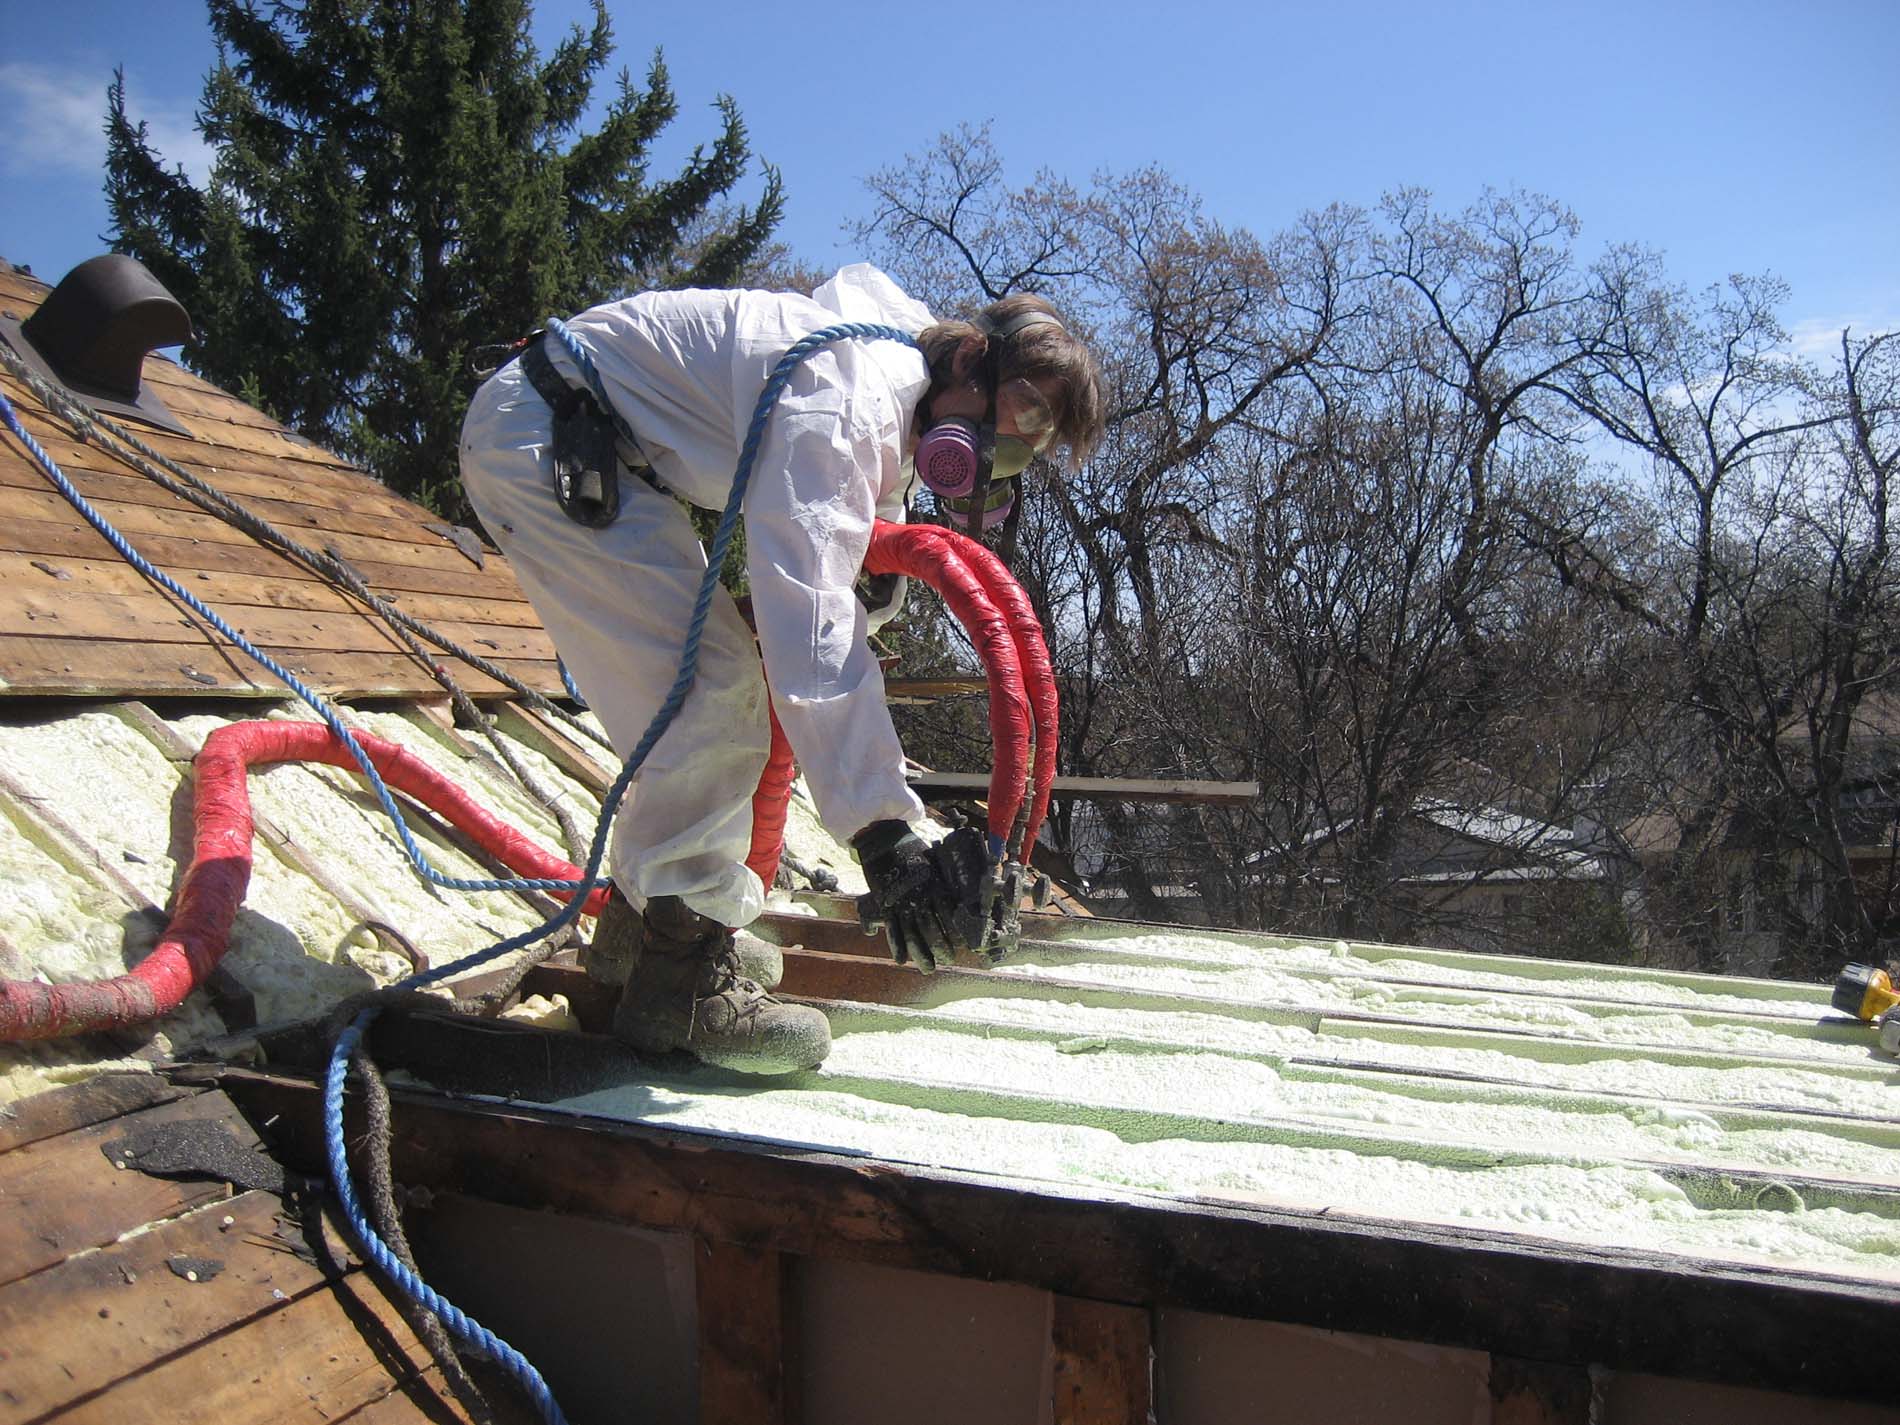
[0,261,564,702]
[0,1072,523,1424]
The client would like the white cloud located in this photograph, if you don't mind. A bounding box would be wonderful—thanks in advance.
[0,61,212,186]
[1787,314,1898,361]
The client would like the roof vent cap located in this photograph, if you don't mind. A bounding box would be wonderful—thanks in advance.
[2,254,193,435]
[20,254,192,401]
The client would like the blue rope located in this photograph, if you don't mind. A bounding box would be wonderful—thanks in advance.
[325,1017,564,1403]
[2,320,921,1425]
[556,656,588,708]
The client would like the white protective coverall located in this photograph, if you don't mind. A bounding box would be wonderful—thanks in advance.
[458,265,933,928]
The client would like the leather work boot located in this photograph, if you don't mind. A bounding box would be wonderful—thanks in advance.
[582,888,781,989]
[732,928,784,990]
[611,896,829,1074]
[579,887,643,986]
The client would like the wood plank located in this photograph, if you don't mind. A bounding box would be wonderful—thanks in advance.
[0,452,430,553]
[370,618,553,665]
[300,648,545,700]
[3,547,365,617]
[884,677,989,699]
[772,947,995,1007]
[327,1367,490,1424]
[0,580,556,661]
[0,633,564,700]
[0,550,546,629]
[0,1091,264,1289]
[13,398,374,484]
[9,383,346,468]
[0,338,261,432]
[0,1073,186,1155]
[3,393,377,494]
[1,582,410,656]
[0,1189,339,1422]
[696,1240,793,1425]
[121,373,306,436]
[497,704,616,795]
[4,515,535,604]
[1,394,520,640]
[751,908,1083,961]
[105,435,378,495]
[754,910,885,957]
[219,1066,1900,1407]
[114,432,384,503]
[763,896,1081,945]
[0,439,474,549]
[0,630,315,697]
[166,407,352,465]
[0,267,50,305]
[0,484,492,576]
[8,378,307,450]
[1050,1296,1154,1425]
[49,1250,460,1425]
[147,403,279,443]
[909,771,1261,805]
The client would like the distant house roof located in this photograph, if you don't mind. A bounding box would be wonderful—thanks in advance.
[1249,795,1611,884]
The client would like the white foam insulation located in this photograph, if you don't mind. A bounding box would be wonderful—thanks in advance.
[4,695,1897,1292]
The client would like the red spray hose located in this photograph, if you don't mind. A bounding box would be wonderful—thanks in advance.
[743,522,1056,890]
[0,526,1059,1042]
[887,523,1060,855]
[745,694,798,888]
[0,721,607,1043]
[748,520,1059,884]
[861,522,1032,848]
[962,535,1060,855]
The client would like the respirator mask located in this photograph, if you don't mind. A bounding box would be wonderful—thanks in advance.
[915,309,1063,533]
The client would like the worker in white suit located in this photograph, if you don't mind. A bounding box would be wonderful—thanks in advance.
[459,265,1102,1073]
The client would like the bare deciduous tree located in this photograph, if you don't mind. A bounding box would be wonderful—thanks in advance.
[1545,259,1900,975]
[850,136,1897,977]
[856,127,1345,916]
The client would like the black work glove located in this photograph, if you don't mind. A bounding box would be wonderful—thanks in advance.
[852,820,996,971]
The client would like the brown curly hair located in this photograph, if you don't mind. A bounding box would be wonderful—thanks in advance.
[916,293,1105,470]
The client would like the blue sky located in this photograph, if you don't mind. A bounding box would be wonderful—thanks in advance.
[3,0,1896,353]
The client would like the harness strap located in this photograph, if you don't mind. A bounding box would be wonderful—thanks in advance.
[512,333,671,521]
[516,334,576,411]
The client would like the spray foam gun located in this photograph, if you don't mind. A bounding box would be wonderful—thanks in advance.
[855,819,1051,967]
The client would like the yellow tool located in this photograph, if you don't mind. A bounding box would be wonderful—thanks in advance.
[1832,964,1900,1056]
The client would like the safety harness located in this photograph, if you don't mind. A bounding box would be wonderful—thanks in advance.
[510,332,666,528]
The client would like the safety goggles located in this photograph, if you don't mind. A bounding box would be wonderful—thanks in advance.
[997,379,1056,474]
[991,433,1044,480]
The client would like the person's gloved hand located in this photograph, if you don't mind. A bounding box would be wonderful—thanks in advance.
[852,820,995,971]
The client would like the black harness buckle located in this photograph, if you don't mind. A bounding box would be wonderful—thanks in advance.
[518,334,623,529]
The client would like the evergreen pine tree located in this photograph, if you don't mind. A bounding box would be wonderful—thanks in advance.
[105,0,783,517]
